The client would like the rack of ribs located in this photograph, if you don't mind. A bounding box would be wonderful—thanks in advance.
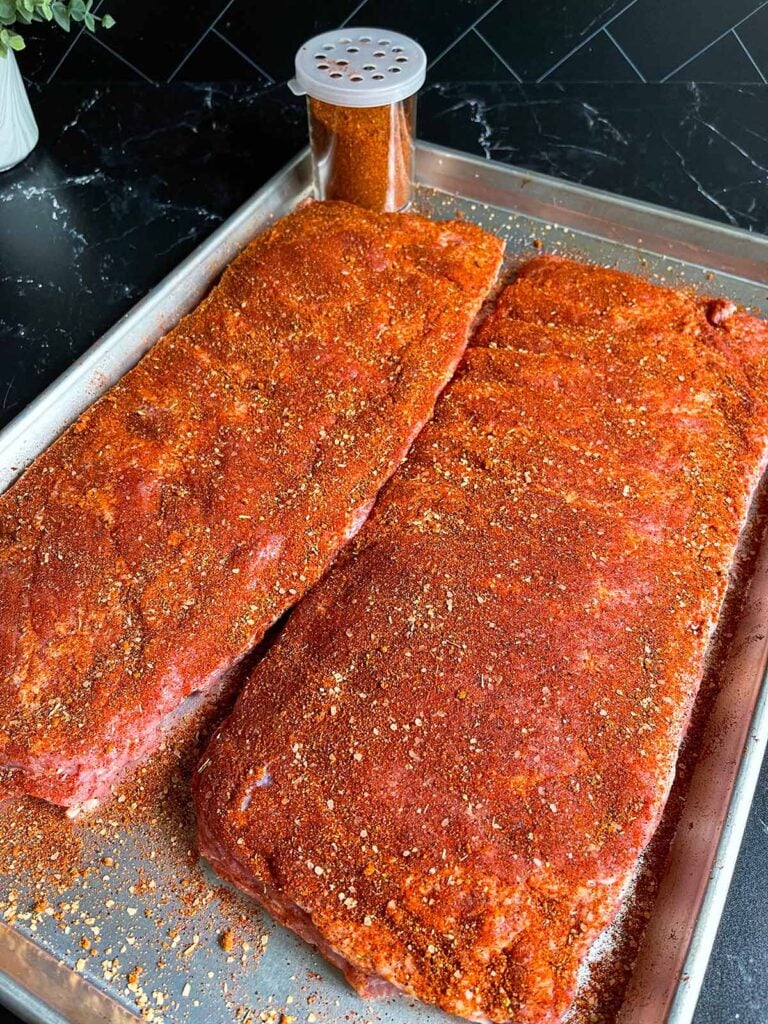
[0,200,503,809]
[195,256,768,1023]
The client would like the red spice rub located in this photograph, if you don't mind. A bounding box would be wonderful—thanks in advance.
[0,200,503,809]
[195,256,768,1023]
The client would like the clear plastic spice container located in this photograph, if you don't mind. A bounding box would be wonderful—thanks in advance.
[289,29,427,212]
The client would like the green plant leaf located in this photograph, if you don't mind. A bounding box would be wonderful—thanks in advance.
[51,0,69,30]
[0,0,114,45]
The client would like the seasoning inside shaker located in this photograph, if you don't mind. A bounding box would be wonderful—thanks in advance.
[289,29,427,213]
[308,95,415,211]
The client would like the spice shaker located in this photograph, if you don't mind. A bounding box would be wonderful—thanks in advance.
[289,29,427,212]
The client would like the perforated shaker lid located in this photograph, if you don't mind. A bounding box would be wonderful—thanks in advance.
[289,28,427,108]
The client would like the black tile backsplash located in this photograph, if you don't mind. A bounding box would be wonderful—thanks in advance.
[15,0,768,86]
[609,0,761,81]
[548,28,641,82]
[431,27,518,81]
[173,29,272,84]
[478,0,631,82]
[739,5,768,82]
[77,0,227,81]
[218,0,362,83]
[55,32,149,81]
[344,0,492,65]
[668,31,765,83]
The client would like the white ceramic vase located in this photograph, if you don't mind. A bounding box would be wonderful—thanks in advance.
[0,49,39,172]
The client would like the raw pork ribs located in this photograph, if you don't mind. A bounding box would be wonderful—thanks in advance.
[195,257,768,1023]
[0,201,502,808]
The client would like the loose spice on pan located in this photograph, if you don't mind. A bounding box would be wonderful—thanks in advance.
[0,662,271,1023]
[308,96,414,211]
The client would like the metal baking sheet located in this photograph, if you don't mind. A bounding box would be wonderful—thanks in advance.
[1,142,767,1024]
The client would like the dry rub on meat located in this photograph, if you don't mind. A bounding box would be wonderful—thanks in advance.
[0,200,503,809]
[195,256,768,1023]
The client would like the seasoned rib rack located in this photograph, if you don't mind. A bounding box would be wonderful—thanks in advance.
[0,200,503,808]
[195,256,768,1023]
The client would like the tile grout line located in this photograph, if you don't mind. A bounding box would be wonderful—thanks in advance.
[167,0,237,83]
[89,34,155,83]
[46,26,87,83]
[41,0,768,90]
[426,0,505,70]
[732,27,768,84]
[46,0,105,83]
[473,27,522,82]
[535,0,640,82]
[340,0,370,29]
[211,27,276,83]
[604,25,646,81]
[660,0,768,81]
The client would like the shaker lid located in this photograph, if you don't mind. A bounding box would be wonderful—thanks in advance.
[289,28,427,107]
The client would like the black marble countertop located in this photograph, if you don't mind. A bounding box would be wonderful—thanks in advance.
[2,80,768,1024]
